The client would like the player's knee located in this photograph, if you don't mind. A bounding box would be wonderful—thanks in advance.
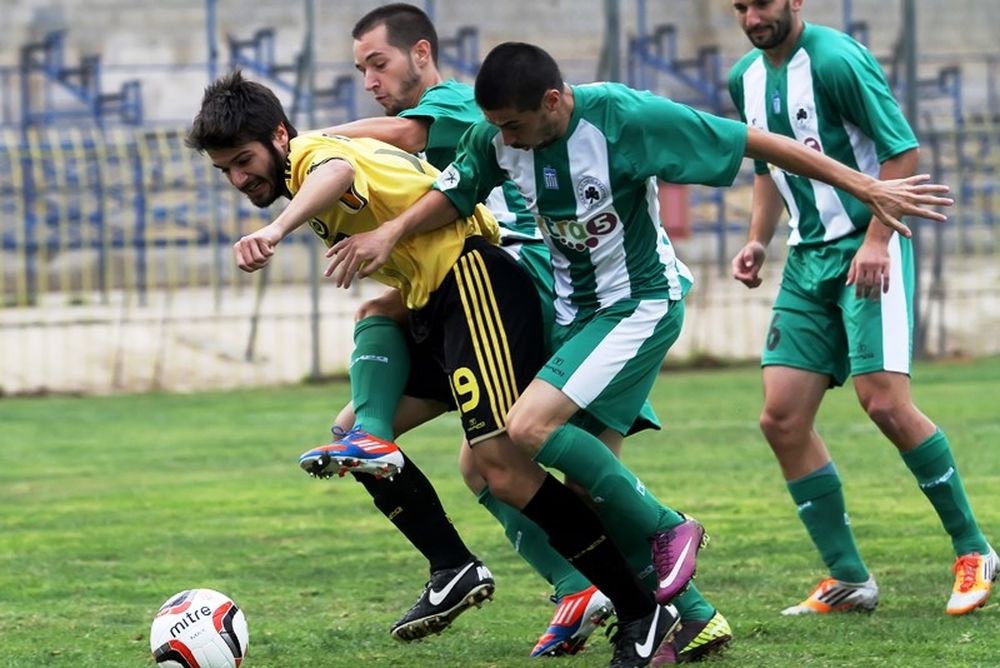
[458,442,487,495]
[759,407,802,444]
[354,299,387,322]
[469,437,542,507]
[504,412,548,455]
[474,457,521,503]
[859,394,904,433]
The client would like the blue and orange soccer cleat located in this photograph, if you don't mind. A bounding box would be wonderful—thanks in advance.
[298,427,405,479]
[530,585,615,657]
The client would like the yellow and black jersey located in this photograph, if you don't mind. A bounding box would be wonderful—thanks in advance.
[285,133,499,309]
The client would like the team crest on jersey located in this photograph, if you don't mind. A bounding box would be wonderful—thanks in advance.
[437,164,461,190]
[308,217,330,240]
[543,166,559,190]
[794,105,813,129]
[576,176,609,211]
[771,89,781,114]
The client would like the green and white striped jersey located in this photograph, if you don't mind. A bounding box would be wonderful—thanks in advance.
[399,79,539,241]
[435,82,746,325]
[728,22,918,247]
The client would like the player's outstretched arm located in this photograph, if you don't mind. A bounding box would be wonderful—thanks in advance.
[233,159,355,273]
[315,117,429,155]
[743,127,952,237]
[325,189,458,288]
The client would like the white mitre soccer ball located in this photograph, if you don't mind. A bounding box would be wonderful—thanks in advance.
[150,589,249,668]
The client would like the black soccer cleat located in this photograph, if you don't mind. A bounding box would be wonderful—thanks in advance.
[605,603,680,668]
[390,557,495,642]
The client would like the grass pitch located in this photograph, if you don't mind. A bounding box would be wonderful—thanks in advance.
[1,359,997,667]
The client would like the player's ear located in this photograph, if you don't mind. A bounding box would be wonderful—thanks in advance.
[542,88,561,112]
[413,39,433,67]
[273,122,289,148]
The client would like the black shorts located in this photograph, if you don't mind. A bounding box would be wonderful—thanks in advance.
[402,333,455,409]
[410,235,546,445]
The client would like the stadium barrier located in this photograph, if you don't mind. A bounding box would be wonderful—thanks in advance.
[0,123,997,395]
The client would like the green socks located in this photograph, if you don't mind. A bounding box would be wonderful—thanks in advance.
[901,429,989,556]
[672,584,716,622]
[535,424,684,538]
[478,488,591,598]
[349,316,409,441]
[787,462,869,583]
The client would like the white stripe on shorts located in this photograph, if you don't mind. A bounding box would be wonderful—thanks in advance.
[881,233,910,373]
[560,299,670,409]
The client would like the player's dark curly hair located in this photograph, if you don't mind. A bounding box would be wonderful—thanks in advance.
[185,70,297,152]
[353,3,439,65]
[475,42,563,112]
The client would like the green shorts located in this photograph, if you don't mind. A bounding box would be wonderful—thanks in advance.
[762,231,914,386]
[538,298,684,435]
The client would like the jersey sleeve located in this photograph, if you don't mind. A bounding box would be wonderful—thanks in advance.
[287,135,370,211]
[817,43,918,162]
[728,58,770,175]
[432,121,507,217]
[399,92,474,159]
[620,93,747,186]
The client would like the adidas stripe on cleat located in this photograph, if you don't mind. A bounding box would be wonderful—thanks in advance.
[391,558,495,642]
[781,575,879,615]
[947,545,999,615]
[298,427,404,479]
[530,585,615,657]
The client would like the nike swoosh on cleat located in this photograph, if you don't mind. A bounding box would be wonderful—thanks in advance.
[634,605,661,658]
[658,538,694,590]
[428,563,475,606]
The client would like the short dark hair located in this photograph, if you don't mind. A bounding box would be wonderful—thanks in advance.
[475,42,563,112]
[352,3,439,65]
[185,70,297,152]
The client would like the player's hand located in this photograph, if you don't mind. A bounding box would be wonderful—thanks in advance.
[864,174,953,238]
[233,224,283,272]
[324,224,400,288]
[731,240,767,288]
[847,237,890,300]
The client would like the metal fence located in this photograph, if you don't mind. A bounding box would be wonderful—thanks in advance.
[0,122,996,395]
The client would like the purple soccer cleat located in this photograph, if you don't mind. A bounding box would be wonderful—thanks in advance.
[652,518,709,605]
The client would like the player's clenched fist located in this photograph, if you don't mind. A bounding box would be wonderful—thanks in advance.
[233,223,284,272]
[731,240,766,289]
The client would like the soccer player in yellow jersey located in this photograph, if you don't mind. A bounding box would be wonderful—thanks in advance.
[187,71,687,665]
[281,133,498,309]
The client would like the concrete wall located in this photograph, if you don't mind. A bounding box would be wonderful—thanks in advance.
[4,1,999,123]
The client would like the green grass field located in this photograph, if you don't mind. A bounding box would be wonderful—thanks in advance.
[2,359,998,667]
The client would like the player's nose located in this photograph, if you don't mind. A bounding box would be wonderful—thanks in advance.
[229,168,249,188]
